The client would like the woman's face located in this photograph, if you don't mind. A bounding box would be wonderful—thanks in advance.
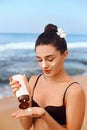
[36,45,68,76]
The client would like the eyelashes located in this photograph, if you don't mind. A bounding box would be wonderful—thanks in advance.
[37,59,54,62]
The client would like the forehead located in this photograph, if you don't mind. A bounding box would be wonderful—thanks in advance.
[36,45,59,57]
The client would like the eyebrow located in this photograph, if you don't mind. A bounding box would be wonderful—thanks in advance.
[36,55,54,58]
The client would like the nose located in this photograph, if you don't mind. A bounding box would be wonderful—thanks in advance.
[42,60,48,68]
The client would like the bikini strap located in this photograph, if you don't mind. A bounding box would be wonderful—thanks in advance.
[63,82,79,104]
[31,74,42,103]
[33,74,42,90]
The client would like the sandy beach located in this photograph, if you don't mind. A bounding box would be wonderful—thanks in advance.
[0,75,87,130]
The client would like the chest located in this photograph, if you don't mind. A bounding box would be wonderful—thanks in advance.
[33,81,68,107]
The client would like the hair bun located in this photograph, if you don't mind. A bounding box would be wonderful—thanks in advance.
[44,24,57,32]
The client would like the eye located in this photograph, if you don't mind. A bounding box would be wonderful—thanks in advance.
[37,58,42,62]
[47,57,54,62]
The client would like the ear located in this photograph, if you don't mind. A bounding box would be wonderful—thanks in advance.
[63,50,68,60]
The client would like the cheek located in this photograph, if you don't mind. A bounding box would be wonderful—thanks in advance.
[50,62,56,66]
[51,60,63,69]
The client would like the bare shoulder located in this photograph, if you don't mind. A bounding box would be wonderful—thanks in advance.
[28,74,41,89]
[65,82,86,103]
[69,83,85,96]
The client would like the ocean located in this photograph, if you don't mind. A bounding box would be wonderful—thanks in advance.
[0,33,87,98]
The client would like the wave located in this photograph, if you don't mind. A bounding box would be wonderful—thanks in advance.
[67,42,87,48]
[0,41,35,51]
[0,41,87,51]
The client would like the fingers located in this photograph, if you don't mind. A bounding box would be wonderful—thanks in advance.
[12,108,32,118]
[9,74,29,96]
[9,76,21,95]
[12,110,24,118]
[9,76,12,81]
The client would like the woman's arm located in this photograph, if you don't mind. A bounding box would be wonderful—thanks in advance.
[19,96,33,130]
[9,75,34,130]
[65,84,86,130]
[11,107,45,130]
[18,75,40,130]
[20,117,33,130]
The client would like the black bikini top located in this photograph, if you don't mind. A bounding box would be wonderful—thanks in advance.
[32,75,79,125]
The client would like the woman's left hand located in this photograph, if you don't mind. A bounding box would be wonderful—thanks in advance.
[12,107,45,118]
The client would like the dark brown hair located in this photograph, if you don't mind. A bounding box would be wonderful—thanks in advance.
[35,23,67,54]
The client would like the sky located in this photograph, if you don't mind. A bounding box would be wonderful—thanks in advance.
[0,0,87,34]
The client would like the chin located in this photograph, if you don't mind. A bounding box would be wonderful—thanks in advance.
[44,72,54,77]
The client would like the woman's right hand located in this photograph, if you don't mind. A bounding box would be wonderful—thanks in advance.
[9,76,21,95]
[9,75,33,107]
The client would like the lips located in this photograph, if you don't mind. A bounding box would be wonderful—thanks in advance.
[43,70,51,74]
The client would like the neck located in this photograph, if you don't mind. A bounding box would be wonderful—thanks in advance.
[43,70,71,83]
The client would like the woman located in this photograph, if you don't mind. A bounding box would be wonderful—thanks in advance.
[9,24,85,130]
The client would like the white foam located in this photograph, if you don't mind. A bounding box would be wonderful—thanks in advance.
[67,42,87,48]
[0,41,35,51]
[0,41,87,52]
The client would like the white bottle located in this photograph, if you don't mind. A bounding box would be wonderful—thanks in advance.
[12,74,29,109]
